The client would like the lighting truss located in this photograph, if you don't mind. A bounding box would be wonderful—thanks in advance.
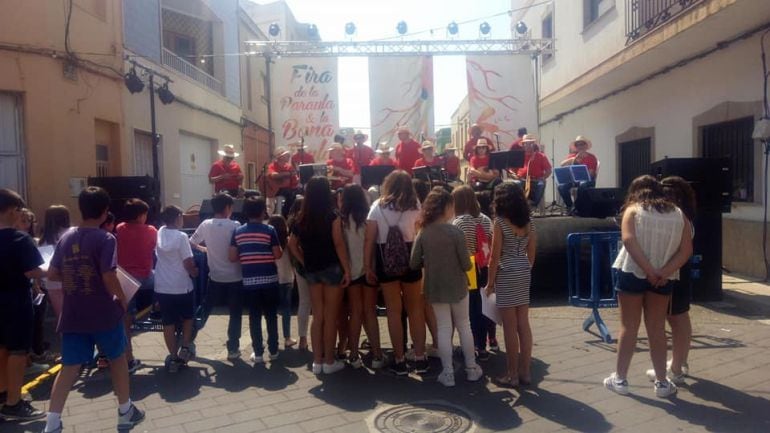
[244,39,554,57]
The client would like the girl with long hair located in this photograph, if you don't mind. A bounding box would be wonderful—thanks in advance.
[287,198,310,351]
[288,177,351,374]
[485,183,536,387]
[39,205,71,247]
[411,188,482,386]
[364,170,428,375]
[606,175,692,398]
[268,215,297,349]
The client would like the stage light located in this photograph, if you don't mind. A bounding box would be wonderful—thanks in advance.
[345,22,356,36]
[396,21,408,35]
[515,21,528,35]
[479,21,491,35]
[268,22,281,37]
[307,24,318,38]
[447,21,459,36]
[157,82,174,105]
[124,67,144,94]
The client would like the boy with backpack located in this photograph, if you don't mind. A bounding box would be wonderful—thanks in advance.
[155,206,199,372]
[44,187,144,432]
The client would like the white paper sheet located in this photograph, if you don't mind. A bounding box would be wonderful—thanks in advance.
[481,291,501,325]
[37,245,55,272]
[117,266,141,302]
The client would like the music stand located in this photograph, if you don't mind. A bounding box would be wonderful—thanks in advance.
[489,150,525,172]
[361,165,395,188]
[299,163,327,184]
[412,165,443,183]
[554,167,573,186]
[570,164,591,183]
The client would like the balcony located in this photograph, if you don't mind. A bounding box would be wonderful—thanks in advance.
[161,47,223,94]
[625,0,704,44]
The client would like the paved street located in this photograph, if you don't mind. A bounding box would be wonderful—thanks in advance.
[6,276,770,433]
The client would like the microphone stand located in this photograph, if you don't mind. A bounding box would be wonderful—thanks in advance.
[494,134,501,151]
[545,137,566,215]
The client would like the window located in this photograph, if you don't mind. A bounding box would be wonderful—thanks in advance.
[95,144,109,177]
[0,93,25,197]
[584,0,613,28]
[164,31,196,60]
[542,13,554,62]
[618,138,651,191]
[701,117,755,202]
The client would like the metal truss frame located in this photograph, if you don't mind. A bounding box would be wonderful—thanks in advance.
[244,39,554,57]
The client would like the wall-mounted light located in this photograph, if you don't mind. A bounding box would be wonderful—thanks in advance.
[124,67,144,94]
[157,82,175,105]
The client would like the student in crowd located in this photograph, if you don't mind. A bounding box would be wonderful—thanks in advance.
[190,193,244,360]
[410,188,482,387]
[476,191,499,351]
[606,175,692,398]
[364,171,428,375]
[16,208,37,240]
[645,176,696,385]
[452,185,494,360]
[340,184,384,369]
[116,199,157,373]
[155,206,199,373]
[45,187,144,432]
[485,183,536,387]
[0,189,46,421]
[287,198,310,351]
[289,177,351,374]
[268,214,297,349]
[100,212,116,234]
[229,197,282,364]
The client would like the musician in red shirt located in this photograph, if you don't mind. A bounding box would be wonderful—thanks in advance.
[463,124,483,161]
[209,144,244,195]
[290,141,315,167]
[443,145,460,181]
[370,147,396,166]
[267,147,300,216]
[346,131,375,176]
[510,127,527,151]
[558,135,599,210]
[413,141,442,168]
[468,139,499,189]
[512,135,552,205]
[395,126,421,175]
[327,143,355,190]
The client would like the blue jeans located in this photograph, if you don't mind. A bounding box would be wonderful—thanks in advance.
[279,283,293,339]
[558,180,595,208]
[242,286,280,355]
[208,280,243,352]
[512,180,546,206]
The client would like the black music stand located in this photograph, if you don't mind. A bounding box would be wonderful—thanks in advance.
[361,165,395,188]
[489,150,525,172]
[299,163,327,184]
[412,165,444,183]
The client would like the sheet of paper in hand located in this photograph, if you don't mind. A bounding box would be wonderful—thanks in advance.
[482,292,501,325]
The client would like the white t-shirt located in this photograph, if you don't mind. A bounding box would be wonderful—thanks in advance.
[275,251,294,284]
[190,218,242,283]
[367,199,421,244]
[154,226,194,295]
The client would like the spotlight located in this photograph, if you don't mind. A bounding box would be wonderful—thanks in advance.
[396,20,408,35]
[268,22,280,37]
[479,21,491,35]
[447,21,459,36]
[124,67,144,94]
[307,24,318,38]
[157,82,175,105]
[515,20,528,35]
[345,22,356,36]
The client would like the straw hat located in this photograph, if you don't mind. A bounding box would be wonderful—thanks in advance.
[273,147,290,159]
[353,130,368,141]
[421,140,435,151]
[376,146,393,155]
[571,135,593,150]
[445,145,457,151]
[475,138,490,148]
[521,134,538,143]
[217,144,240,158]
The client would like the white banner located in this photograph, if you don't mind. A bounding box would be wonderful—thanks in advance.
[466,55,537,147]
[272,58,339,160]
[369,56,434,147]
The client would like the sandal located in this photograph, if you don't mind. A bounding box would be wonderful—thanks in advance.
[284,338,297,349]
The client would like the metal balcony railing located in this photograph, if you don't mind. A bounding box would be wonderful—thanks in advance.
[161,48,223,94]
[625,0,704,44]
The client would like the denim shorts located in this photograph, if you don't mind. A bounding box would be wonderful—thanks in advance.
[304,264,344,286]
[61,322,127,365]
[614,270,674,296]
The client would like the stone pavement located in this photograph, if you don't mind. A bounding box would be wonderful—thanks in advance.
[6,276,770,433]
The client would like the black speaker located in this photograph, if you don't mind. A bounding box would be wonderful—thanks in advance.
[575,187,624,218]
[650,158,731,213]
[87,176,159,224]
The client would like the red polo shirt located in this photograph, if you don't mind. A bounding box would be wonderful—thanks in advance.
[346,145,375,174]
[469,155,490,183]
[517,152,552,180]
[291,151,315,167]
[445,155,460,177]
[413,157,442,168]
[464,137,480,161]
[568,152,598,176]
[327,158,355,189]
[209,159,243,192]
[268,161,298,189]
[396,139,421,174]
[370,157,396,166]
[510,138,524,151]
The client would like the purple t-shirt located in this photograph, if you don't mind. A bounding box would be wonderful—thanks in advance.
[51,227,124,333]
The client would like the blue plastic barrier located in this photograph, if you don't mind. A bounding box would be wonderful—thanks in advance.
[567,231,621,343]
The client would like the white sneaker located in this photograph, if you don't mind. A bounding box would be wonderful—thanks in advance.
[655,379,678,398]
[371,355,386,369]
[466,365,483,382]
[311,362,323,374]
[323,360,345,374]
[437,370,455,387]
[603,373,629,395]
[667,359,689,376]
[646,367,686,385]
[250,352,264,364]
[227,350,241,361]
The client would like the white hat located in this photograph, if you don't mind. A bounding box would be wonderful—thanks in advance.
[217,144,240,158]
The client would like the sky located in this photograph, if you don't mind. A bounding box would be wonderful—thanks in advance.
[278,0,516,133]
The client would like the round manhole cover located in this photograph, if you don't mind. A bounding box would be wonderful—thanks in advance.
[370,401,474,433]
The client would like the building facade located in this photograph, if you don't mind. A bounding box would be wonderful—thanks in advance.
[514,0,770,278]
[450,95,470,156]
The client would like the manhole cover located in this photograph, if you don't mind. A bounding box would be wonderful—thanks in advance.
[370,401,474,433]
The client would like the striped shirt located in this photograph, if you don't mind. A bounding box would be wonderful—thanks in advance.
[231,223,280,290]
[452,213,493,257]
